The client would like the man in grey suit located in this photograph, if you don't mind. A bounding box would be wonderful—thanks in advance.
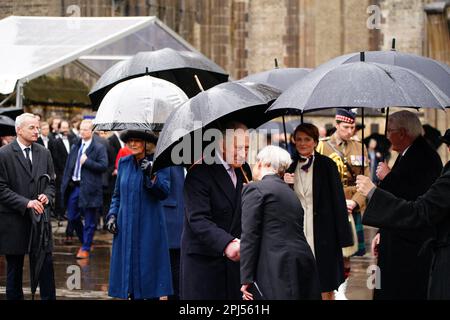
[0,113,56,300]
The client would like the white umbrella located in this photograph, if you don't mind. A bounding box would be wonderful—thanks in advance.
[93,75,188,131]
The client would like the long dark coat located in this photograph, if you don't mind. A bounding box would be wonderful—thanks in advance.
[180,162,250,300]
[287,153,353,292]
[363,161,450,300]
[375,136,442,300]
[61,135,108,209]
[240,174,321,300]
[0,140,55,254]
[107,155,173,299]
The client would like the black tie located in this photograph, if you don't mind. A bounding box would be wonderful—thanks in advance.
[24,147,32,171]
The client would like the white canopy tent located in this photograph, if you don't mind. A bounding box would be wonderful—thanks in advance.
[0,16,202,108]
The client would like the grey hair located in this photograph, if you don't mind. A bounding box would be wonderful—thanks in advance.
[15,113,37,130]
[256,145,293,175]
[389,110,423,139]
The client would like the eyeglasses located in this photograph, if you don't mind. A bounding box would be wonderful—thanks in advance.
[386,128,401,133]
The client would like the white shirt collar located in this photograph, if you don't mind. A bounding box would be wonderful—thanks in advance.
[17,138,31,151]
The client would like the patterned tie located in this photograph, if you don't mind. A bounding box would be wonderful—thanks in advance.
[74,143,85,180]
[24,147,32,171]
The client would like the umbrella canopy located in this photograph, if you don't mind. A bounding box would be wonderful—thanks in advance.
[317,50,450,97]
[268,62,450,114]
[28,174,53,300]
[89,48,229,109]
[152,81,281,172]
[240,68,311,91]
[92,75,189,131]
[0,115,16,136]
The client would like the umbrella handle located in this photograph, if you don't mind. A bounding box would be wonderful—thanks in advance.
[194,74,205,91]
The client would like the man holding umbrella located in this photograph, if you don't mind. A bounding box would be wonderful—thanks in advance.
[317,108,370,299]
[181,121,251,300]
[0,113,56,300]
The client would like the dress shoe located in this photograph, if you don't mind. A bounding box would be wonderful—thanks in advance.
[76,248,89,259]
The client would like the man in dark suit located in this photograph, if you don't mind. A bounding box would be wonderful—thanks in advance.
[371,111,443,300]
[357,131,450,299]
[36,121,56,153]
[52,120,78,221]
[0,113,56,300]
[181,121,251,300]
[61,119,107,259]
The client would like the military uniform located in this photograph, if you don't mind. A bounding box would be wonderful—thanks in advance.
[317,131,370,258]
[317,134,369,210]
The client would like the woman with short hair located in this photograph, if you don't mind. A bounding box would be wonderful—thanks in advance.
[284,123,353,300]
[240,145,321,300]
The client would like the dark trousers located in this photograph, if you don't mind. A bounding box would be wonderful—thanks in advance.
[67,186,97,251]
[168,248,180,300]
[6,254,56,300]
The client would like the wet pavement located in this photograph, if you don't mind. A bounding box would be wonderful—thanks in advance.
[0,220,377,300]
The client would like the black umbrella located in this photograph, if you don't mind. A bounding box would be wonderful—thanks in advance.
[0,106,23,120]
[152,81,281,172]
[268,61,449,113]
[28,174,54,300]
[0,115,16,136]
[89,48,229,110]
[268,54,450,171]
[317,49,450,98]
[311,45,450,134]
[240,68,311,91]
[241,68,311,145]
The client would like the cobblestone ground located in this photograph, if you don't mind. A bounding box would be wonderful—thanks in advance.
[0,221,377,300]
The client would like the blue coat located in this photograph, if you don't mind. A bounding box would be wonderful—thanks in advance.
[107,155,173,299]
[162,166,185,249]
[61,135,108,208]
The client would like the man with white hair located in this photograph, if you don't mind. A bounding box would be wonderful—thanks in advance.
[0,113,56,300]
[370,110,442,300]
[181,121,251,300]
[240,146,321,300]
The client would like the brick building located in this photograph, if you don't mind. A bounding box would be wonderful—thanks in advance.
[1,0,449,160]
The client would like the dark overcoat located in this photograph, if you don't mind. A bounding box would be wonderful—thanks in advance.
[287,153,353,292]
[0,140,55,254]
[61,135,108,209]
[363,161,450,300]
[375,136,442,300]
[240,174,321,300]
[180,162,250,300]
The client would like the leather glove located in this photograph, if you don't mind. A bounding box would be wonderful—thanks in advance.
[106,215,118,235]
[140,158,153,177]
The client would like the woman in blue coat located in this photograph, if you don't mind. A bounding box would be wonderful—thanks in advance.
[106,130,173,299]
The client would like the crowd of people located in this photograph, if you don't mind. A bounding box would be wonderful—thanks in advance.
[0,108,448,300]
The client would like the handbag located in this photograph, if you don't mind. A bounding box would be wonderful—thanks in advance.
[342,213,358,258]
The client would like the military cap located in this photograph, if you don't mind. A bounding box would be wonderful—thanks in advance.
[336,108,356,124]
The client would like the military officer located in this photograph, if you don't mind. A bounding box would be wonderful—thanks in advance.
[317,108,369,300]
